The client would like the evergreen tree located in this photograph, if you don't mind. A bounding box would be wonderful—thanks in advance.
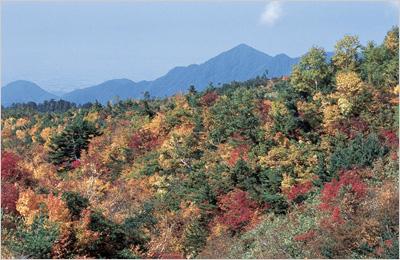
[48,117,100,166]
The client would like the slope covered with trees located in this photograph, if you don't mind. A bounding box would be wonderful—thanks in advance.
[1,27,398,259]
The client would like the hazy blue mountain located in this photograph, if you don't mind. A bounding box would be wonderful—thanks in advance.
[144,44,299,97]
[5,44,302,105]
[1,80,59,106]
[62,78,140,104]
[61,44,300,104]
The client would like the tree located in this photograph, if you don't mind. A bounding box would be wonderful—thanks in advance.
[332,35,361,72]
[360,27,399,89]
[290,47,332,96]
[216,189,258,232]
[48,118,100,167]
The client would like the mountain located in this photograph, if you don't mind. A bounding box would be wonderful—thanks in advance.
[61,79,139,104]
[4,44,301,105]
[61,44,299,104]
[1,80,59,107]
[143,44,299,97]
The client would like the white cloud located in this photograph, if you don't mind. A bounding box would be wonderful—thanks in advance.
[260,1,283,26]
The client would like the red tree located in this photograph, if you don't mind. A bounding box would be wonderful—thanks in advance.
[200,91,218,107]
[217,189,257,231]
[1,151,30,183]
[128,130,159,156]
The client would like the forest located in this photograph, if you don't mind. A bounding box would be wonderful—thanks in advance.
[1,27,399,259]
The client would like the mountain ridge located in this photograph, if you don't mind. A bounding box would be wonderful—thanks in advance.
[3,44,301,105]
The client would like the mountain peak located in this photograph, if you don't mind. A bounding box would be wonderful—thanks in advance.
[228,43,262,53]
[233,43,254,50]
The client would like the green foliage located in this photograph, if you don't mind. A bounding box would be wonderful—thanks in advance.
[332,35,361,72]
[328,133,387,176]
[209,88,260,143]
[87,210,153,258]
[48,117,100,166]
[10,212,59,259]
[290,47,332,96]
[182,219,208,258]
[61,191,89,220]
[228,198,319,259]
[360,26,399,88]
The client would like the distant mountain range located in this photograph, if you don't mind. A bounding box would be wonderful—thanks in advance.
[2,44,301,106]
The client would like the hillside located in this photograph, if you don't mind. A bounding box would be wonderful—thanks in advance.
[1,28,399,259]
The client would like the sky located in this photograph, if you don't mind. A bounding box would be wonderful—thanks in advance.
[2,1,399,94]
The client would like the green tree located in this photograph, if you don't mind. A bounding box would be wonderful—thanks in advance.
[332,35,361,72]
[209,88,260,143]
[361,27,399,88]
[10,212,59,259]
[290,47,332,96]
[48,117,100,166]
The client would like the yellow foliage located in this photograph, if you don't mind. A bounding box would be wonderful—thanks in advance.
[44,194,70,224]
[281,173,294,192]
[337,97,352,116]
[259,142,319,184]
[384,28,399,53]
[16,189,43,225]
[336,71,364,95]
[84,111,99,123]
[15,118,28,128]
[143,113,165,134]
[40,127,54,148]
[15,129,27,140]
[322,104,343,134]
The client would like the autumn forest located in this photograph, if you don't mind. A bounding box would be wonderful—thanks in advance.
[1,27,399,259]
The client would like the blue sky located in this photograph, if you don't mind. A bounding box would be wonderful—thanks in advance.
[2,1,398,93]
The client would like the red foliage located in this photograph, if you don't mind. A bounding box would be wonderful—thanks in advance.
[128,130,159,156]
[334,118,369,139]
[294,230,316,242]
[200,91,218,107]
[1,151,21,182]
[228,144,249,167]
[331,206,344,224]
[320,170,366,211]
[1,183,19,214]
[379,129,398,149]
[71,159,81,169]
[384,239,393,248]
[319,170,367,224]
[287,181,313,201]
[217,189,257,231]
[1,151,31,187]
